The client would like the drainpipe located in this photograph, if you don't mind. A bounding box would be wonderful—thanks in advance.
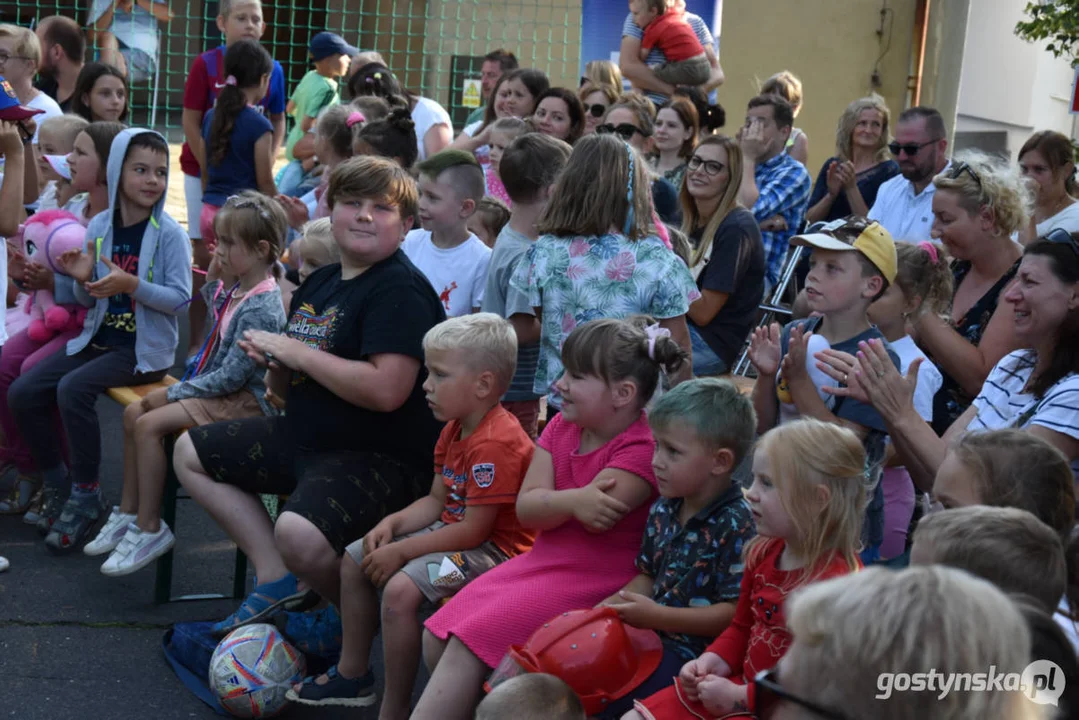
[910,0,930,107]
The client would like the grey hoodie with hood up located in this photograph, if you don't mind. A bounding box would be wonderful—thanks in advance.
[60,128,193,374]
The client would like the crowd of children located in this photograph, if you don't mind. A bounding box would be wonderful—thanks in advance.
[0,0,1076,718]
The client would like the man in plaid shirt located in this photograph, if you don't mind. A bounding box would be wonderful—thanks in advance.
[738,94,811,291]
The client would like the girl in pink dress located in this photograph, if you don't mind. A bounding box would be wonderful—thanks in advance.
[413,316,689,720]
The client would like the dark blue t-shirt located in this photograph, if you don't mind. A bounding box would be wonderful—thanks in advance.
[201,105,274,207]
[93,212,147,347]
[807,158,899,223]
[651,177,682,227]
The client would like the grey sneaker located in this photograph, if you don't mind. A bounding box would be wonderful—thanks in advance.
[100,522,175,576]
[44,489,107,554]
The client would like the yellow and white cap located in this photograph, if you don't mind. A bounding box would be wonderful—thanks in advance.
[791,216,897,284]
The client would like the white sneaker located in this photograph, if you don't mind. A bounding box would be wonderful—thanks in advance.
[83,507,137,556]
[100,522,175,577]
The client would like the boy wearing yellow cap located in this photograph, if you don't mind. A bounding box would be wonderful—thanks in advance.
[747,215,899,564]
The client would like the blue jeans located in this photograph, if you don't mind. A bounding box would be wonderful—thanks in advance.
[689,324,728,376]
[276,160,314,197]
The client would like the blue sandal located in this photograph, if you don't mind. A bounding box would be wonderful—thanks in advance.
[285,665,376,708]
[211,573,313,638]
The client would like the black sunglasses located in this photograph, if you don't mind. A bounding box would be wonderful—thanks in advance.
[1044,227,1079,256]
[596,123,643,140]
[946,160,982,185]
[754,668,849,720]
[586,103,607,118]
[888,139,937,157]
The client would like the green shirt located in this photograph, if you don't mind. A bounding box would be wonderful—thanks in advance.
[285,70,339,160]
[465,105,485,126]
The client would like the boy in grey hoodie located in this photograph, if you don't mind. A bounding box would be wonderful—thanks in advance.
[8,128,192,554]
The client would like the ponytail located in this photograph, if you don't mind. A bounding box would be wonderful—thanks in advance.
[893,241,954,321]
[208,39,273,168]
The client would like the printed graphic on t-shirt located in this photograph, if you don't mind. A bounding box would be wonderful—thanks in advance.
[287,302,340,384]
[442,465,468,522]
[438,282,458,311]
[103,249,140,333]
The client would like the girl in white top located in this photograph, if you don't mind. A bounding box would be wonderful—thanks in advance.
[348,62,453,162]
[1018,130,1079,245]
[862,241,949,560]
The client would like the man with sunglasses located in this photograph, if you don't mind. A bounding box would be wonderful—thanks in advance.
[867,106,950,242]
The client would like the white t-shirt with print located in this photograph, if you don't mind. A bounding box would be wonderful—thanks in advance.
[969,349,1079,478]
[402,229,491,318]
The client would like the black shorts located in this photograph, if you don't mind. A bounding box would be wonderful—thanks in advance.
[188,415,430,554]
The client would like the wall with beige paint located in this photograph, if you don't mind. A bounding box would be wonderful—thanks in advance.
[718,0,916,177]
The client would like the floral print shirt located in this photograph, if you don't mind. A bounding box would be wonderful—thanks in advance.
[636,486,756,658]
[509,232,700,405]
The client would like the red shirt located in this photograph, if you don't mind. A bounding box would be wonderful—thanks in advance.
[641,11,706,62]
[434,404,536,557]
[179,46,287,177]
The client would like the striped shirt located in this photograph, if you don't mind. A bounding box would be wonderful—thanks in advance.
[621,12,716,105]
[751,153,811,290]
[970,349,1079,479]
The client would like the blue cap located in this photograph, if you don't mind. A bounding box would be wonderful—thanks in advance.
[309,32,359,62]
[0,76,43,122]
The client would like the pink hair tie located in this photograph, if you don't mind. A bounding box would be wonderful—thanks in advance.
[225,75,238,86]
[346,111,366,128]
[645,323,671,361]
[917,241,939,263]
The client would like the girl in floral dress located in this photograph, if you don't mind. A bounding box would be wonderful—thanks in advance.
[508,133,700,412]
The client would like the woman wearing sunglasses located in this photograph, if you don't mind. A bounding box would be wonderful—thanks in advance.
[651,97,698,191]
[678,135,764,376]
[805,95,899,225]
[750,566,1041,720]
[815,229,1079,492]
[600,95,682,227]
[578,81,619,136]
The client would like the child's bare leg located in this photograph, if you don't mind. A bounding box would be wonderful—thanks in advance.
[422,629,449,672]
[120,402,144,514]
[411,637,488,720]
[134,403,196,533]
[335,554,379,679]
[378,573,427,720]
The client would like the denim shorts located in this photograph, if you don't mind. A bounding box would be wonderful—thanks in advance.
[688,324,728,377]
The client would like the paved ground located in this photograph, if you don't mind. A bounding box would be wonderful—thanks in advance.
[0,320,416,719]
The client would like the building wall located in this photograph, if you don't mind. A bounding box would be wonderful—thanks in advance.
[955,0,1076,161]
[718,0,916,176]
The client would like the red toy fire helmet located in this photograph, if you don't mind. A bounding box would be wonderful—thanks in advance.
[485,606,663,715]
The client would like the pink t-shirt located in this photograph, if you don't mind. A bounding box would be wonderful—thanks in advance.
[485,165,512,208]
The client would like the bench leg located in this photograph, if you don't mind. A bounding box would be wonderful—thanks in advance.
[153,434,179,605]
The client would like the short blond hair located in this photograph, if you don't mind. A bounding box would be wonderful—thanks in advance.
[422,313,517,392]
[295,217,339,268]
[783,566,1039,720]
[477,674,585,720]
[933,150,1029,235]
[0,23,41,66]
[913,506,1066,613]
[38,114,89,151]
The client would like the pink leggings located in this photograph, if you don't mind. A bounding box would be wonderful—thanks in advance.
[880,466,916,560]
[0,328,76,472]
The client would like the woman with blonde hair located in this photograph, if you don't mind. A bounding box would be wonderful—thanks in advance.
[582,59,623,91]
[763,566,1045,720]
[805,95,899,224]
[679,135,765,376]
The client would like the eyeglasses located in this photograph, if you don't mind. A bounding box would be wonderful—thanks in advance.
[586,103,607,118]
[0,53,30,65]
[947,160,982,186]
[596,123,643,141]
[888,139,937,157]
[754,668,850,720]
[1044,227,1079,256]
[687,155,725,177]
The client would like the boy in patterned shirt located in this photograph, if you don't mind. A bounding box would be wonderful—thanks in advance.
[288,313,535,714]
[600,378,758,716]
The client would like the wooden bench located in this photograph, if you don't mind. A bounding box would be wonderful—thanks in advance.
[106,376,248,605]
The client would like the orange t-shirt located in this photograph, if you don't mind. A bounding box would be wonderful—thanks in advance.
[436,404,536,557]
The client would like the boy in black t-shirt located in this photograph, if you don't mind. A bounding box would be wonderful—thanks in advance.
[174,156,446,641]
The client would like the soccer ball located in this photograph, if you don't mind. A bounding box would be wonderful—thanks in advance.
[209,623,306,718]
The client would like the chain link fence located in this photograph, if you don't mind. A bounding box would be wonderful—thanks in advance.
[0,0,582,137]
